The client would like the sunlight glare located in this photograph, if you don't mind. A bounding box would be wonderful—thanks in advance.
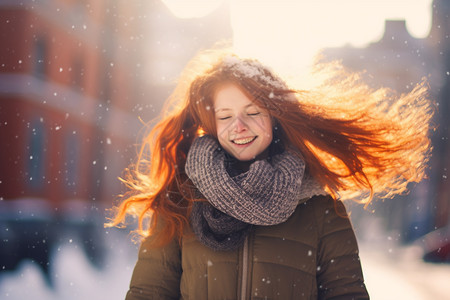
[230,0,432,79]
[161,0,225,18]
[160,0,433,81]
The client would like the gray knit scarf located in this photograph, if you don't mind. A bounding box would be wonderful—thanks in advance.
[185,135,325,251]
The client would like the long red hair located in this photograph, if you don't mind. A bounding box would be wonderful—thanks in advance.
[106,49,434,246]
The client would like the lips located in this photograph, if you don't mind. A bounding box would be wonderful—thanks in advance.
[232,136,257,145]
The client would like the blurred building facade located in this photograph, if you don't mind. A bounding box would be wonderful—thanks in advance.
[0,0,231,280]
[0,0,231,209]
[0,0,147,209]
[323,0,449,260]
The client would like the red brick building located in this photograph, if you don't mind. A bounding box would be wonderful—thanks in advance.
[0,1,143,210]
[0,0,232,211]
[0,0,232,276]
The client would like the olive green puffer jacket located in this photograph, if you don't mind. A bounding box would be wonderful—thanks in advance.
[126,195,369,299]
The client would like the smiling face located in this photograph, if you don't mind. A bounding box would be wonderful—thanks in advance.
[214,83,273,161]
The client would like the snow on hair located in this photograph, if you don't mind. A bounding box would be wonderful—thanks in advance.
[222,55,288,90]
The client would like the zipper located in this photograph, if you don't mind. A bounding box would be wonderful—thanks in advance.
[240,234,250,300]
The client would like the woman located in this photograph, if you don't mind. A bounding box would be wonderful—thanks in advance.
[107,50,433,299]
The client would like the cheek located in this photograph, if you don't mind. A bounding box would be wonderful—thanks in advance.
[261,119,274,146]
[262,129,273,146]
[215,123,228,144]
[250,117,273,139]
[265,129,273,140]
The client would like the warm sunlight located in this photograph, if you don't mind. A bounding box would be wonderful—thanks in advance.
[230,0,432,78]
[161,0,224,18]
[161,0,432,78]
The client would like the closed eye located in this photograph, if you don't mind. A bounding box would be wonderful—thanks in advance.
[248,112,260,116]
[218,116,231,120]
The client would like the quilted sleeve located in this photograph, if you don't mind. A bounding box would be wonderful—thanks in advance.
[313,195,370,300]
[126,236,182,300]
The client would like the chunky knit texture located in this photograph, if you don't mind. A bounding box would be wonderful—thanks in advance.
[186,135,327,250]
[185,135,306,225]
[190,201,251,251]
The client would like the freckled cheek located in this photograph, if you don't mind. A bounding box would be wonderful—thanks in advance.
[216,124,229,143]
[262,132,273,146]
[216,121,235,137]
[248,117,272,137]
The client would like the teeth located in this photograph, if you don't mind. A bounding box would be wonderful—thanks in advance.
[233,137,255,145]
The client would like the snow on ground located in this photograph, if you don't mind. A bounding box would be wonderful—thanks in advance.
[353,214,450,300]
[0,228,449,299]
[0,229,138,300]
[360,244,450,300]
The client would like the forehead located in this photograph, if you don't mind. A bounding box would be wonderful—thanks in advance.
[213,83,255,109]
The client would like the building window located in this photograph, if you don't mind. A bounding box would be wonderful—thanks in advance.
[33,37,47,78]
[64,131,80,194]
[27,120,46,189]
[71,57,85,93]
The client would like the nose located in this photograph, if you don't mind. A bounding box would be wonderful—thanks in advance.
[233,117,247,133]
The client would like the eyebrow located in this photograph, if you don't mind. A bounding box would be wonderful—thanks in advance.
[214,103,256,113]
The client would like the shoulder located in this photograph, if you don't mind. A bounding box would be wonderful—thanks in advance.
[137,235,182,267]
[307,194,347,217]
[298,175,328,203]
[297,195,353,238]
[251,195,335,245]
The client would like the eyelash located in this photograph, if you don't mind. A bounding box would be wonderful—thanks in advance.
[217,112,260,121]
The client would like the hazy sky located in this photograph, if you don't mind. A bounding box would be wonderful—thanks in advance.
[162,0,433,76]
